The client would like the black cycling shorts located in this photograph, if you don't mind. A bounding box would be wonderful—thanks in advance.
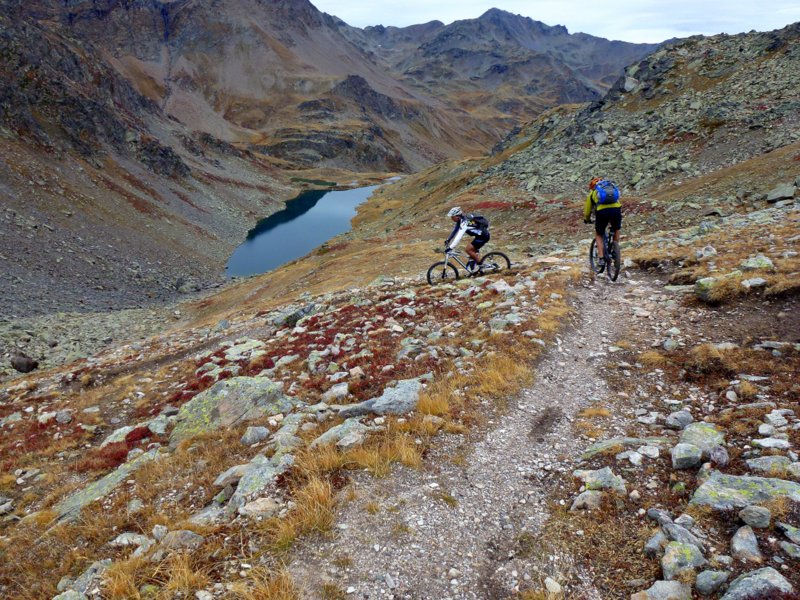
[470,233,490,250]
[595,207,622,236]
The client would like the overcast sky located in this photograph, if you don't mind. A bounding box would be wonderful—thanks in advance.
[311,0,800,43]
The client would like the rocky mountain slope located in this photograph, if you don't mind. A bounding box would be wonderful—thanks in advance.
[0,18,799,600]
[344,9,658,124]
[2,0,658,320]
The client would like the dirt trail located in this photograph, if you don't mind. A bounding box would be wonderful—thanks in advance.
[291,271,657,599]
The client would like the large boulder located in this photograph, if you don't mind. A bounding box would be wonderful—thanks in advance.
[691,471,800,510]
[337,378,423,417]
[170,377,299,446]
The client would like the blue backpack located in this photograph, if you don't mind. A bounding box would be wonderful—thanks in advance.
[595,180,620,205]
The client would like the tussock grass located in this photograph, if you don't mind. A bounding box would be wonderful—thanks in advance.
[639,350,669,367]
[228,567,299,600]
[266,476,335,552]
[155,553,211,596]
[578,406,611,419]
[345,433,422,476]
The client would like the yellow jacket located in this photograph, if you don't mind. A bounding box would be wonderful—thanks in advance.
[583,189,621,221]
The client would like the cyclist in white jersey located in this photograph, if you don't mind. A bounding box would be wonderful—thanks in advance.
[444,207,490,273]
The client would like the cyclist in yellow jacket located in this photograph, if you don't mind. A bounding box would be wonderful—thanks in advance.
[583,176,622,269]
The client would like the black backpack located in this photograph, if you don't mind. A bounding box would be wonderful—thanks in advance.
[469,214,489,232]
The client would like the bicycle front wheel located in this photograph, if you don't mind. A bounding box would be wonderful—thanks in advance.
[589,239,604,273]
[427,261,459,285]
[607,241,621,281]
[478,251,511,274]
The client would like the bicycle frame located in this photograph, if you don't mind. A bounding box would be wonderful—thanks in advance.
[444,249,471,273]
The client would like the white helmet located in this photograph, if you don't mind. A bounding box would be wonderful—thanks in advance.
[447,206,463,217]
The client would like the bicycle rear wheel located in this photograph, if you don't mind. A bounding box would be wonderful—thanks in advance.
[478,251,511,274]
[607,240,621,281]
[427,261,459,285]
[589,239,604,273]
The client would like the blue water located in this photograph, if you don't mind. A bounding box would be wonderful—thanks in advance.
[225,185,378,278]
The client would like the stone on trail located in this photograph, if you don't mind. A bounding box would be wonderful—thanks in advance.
[170,376,298,446]
[719,567,794,599]
[690,471,800,510]
[766,182,796,203]
[661,541,706,580]
[630,579,692,600]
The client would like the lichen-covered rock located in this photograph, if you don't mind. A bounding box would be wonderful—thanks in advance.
[679,423,725,458]
[661,541,706,580]
[740,255,774,271]
[54,449,160,520]
[720,567,794,599]
[572,466,627,495]
[671,443,702,469]
[170,377,298,445]
[777,522,800,544]
[580,437,669,460]
[690,471,800,510]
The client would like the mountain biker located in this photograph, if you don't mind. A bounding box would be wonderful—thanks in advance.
[583,177,622,269]
[444,207,490,273]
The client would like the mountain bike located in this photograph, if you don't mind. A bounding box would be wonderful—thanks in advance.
[426,248,511,285]
[589,221,621,281]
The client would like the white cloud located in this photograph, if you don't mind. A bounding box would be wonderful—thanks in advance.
[312,0,800,43]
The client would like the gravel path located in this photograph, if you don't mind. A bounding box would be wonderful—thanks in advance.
[291,272,652,599]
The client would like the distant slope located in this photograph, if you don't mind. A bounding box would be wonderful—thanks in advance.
[340,9,659,124]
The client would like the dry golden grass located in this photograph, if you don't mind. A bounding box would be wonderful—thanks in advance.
[574,421,604,439]
[104,556,148,599]
[345,432,422,476]
[155,553,211,596]
[472,353,533,398]
[577,406,611,419]
[267,476,336,552]
[736,380,758,399]
[417,389,451,416]
[639,350,669,367]
[227,567,299,600]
